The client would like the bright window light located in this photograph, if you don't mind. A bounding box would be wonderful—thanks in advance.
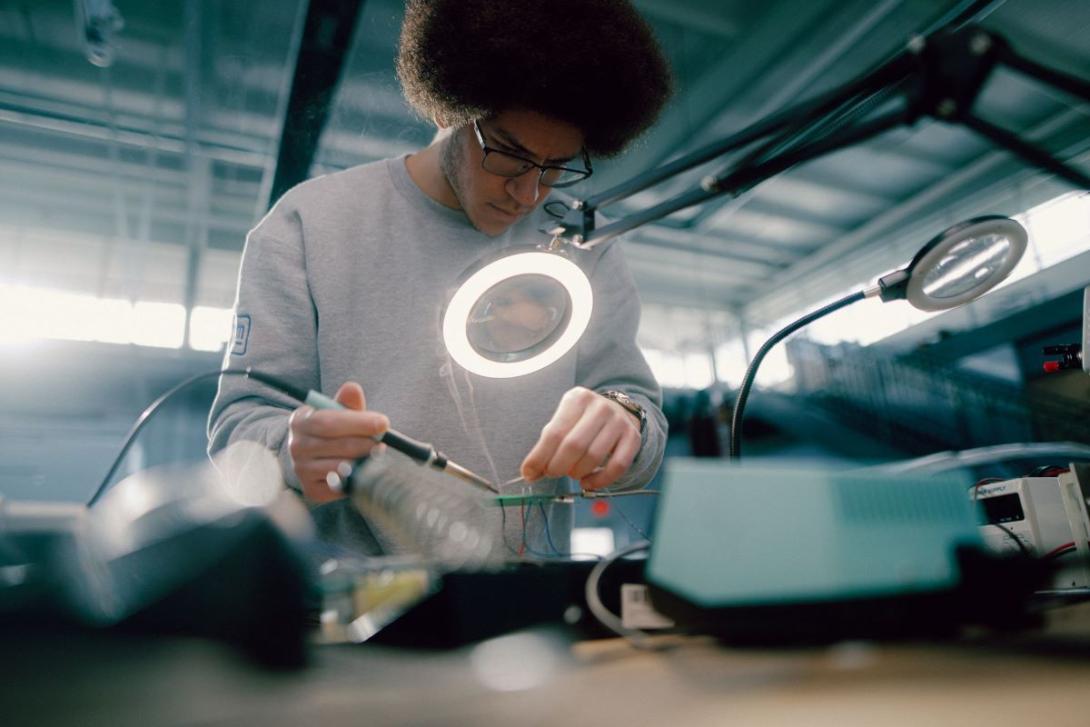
[0,286,97,343]
[1021,192,1090,268]
[643,348,686,389]
[641,347,717,389]
[0,284,191,349]
[189,306,234,352]
[683,352,715,389]
[91,297,136,344]
[807,296,931,346]
[714,339,748,388]
[132,301,186,349]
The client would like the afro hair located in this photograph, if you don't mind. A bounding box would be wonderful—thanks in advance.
[396,0,673,157]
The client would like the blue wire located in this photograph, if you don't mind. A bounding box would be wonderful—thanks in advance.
[614,501,651,542]
[538,502,562,556]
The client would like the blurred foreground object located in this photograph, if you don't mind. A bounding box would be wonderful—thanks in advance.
[644,460,1046,644]
[1,446,315,668]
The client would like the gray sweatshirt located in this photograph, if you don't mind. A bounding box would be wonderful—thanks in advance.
[208,155,666,556]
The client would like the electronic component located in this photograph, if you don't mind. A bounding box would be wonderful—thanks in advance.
[1042,344,1083,374]
[1043,286,1090,375]
[972,464,1090,588]
[643,460,1041,644]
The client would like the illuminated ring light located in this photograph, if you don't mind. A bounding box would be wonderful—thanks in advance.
[443,251,593,378]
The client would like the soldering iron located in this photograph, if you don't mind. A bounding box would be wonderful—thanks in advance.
[244,368,498,494]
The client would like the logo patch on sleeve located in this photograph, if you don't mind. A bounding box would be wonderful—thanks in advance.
[231,314,251,356]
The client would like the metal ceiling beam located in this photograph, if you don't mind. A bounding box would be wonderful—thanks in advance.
[265,0,366,209]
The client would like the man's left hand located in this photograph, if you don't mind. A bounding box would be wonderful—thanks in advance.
[520,387,641,491]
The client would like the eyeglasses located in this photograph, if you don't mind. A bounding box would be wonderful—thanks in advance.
[473,120,593,189]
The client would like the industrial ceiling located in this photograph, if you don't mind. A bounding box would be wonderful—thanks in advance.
[1,0,1087,354]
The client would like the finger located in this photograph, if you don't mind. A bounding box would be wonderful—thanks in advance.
[291,433,379,460]
[521,387,594,481]
[581,428,641,491]
[297,457,353,503]
[569,423,620,480]
[296,408,389,439]
[334,381,367,411]
[542,399,616,479]
[288,404,314,432]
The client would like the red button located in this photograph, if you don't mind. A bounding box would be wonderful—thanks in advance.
[591,499,610,518]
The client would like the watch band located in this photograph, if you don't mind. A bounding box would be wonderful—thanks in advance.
[601,390,646,434]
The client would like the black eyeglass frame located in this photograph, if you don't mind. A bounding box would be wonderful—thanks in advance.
[472,120,593,189]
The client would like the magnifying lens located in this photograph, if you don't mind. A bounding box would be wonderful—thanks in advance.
[441,245,593,378]
[878,215,1028,310]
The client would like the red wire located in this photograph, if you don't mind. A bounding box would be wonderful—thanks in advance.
[1042,541,1090,559]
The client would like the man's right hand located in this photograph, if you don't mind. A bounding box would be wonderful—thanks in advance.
[287,381,389,503]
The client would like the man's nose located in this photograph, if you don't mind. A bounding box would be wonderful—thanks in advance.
[506,169,543,207]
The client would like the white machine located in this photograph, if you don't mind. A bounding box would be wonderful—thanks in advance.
[972,463,1090,589]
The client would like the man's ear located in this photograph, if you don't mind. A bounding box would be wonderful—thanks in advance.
[433,114,450,130]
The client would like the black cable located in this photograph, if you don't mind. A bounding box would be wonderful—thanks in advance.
[990,522,1031,557]
[970,482,1031,557]
[729,291,866,460]
[87,369,250,507]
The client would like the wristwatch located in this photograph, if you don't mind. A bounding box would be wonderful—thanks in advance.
[601,390,646,434]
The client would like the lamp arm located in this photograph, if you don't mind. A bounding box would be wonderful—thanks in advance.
[960,112,1090,190]
[995,42,1090,105]
[565,25,1090,249]
[729,290,869,460]
[576,105,914,250]
[580,54,909,215]
[705,106,913,195]
[566,53,916,246]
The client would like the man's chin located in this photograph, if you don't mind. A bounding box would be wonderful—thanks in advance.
[468,211,518,237]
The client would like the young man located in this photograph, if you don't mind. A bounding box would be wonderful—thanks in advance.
[209,0,673,555]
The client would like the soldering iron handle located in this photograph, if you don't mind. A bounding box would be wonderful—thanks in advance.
[305,390,437,464]
[379,429,436,464]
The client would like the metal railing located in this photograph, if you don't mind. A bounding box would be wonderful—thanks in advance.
[786,339,1090,455]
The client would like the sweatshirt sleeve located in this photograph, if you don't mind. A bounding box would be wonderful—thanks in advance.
[206,203,320,490]
[575,241,667,490]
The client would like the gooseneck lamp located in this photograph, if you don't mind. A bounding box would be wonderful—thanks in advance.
[439,13,1085,463]
[728,215,1028,460]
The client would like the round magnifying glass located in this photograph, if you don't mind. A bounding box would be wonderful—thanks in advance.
[442,248,593,378]
[880,216,1029,311]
